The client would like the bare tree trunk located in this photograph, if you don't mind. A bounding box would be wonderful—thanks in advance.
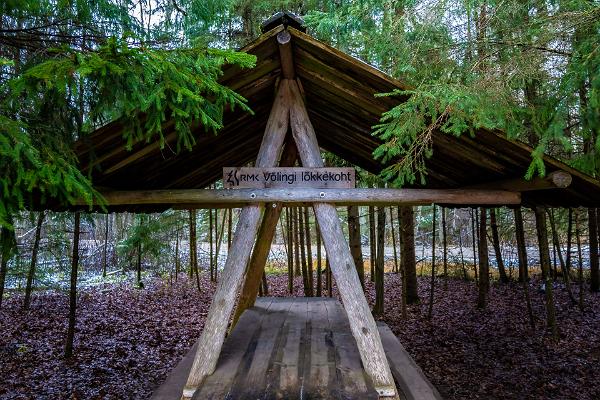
[442,207,448,288]
[589,208,599,292]
[428,205,437,319]
[471,208,479,283]
[0,217,16,310]
[458,226,468,280]
[304,207,313,296]
[399,206,419,304]
[514,208,534,329]
[548,209,576,304]
[213,209,228,282]
[286,208,294,294]
[390,207,399,273]
[326,256,332,297]
[534,206,559,340]
[293,207,301,277]
[102,213,109,278]
[575,210,585,311]
[299,207,310,296]
[477,208,489,309]
[374,206,385,316]
[348,205,365,288]
[24,211,45,310]
[228,209,232,250]
[490,209,508,283]
[175,224,180,282]
[209,208,214,281]
[65,212,80,358]
[514,208,529,282]
[316,220,322,296]
[369,206,376,282]
[189,210,198,281]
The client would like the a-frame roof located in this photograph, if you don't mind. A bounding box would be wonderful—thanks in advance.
[75,24,600,207]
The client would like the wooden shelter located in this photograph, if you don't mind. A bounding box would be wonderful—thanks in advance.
[72,12,600,400]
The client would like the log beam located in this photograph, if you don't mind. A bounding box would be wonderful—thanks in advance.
[79,188,521,207]
[464,171,572,191]
[181,81,291,399]
[287,78,399,399]
[277,30,295,79]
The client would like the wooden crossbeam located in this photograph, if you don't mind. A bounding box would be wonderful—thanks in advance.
[181,81,292,400]
[287,78,399,399]
[80,188,521,207]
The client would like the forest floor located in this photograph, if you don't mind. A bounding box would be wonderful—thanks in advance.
[0,272,599,400]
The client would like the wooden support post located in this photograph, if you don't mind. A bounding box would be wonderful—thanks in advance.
[230,140,298,329]
[182,81,292,399]
[287,79,399,399]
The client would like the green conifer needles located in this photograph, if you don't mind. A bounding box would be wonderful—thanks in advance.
[1,38,256,228]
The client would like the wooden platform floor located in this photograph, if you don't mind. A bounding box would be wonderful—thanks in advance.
[151,297,442,400]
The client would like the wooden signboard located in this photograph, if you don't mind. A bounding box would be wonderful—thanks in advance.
[223,167,355,189]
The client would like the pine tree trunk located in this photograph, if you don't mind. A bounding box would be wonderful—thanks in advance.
[428,206,437,319]
[490,209,508,283]
[175,225,180,282]
[589,208,600,292]
[514,208,535,329]
[24,211,44,310]
[575,210,585,311]
[326,256,332,297]
[286,208,294,294]
[304,207,313,296]
[348,205,365,288]
[316,220,322,296]
[189,210,197,279]
[477,208,489,309]
[0,219,15,310]
[209,207,214,281]
[374,206,385,316]
[137,236,142,287]
[471,209,479,283]
[514,208,529,282]
[369,206,376,282]
[458,226,468,280]
[442,207,448,288]
[228,209,232,249]
[102,213,109,278]
[390,207,399,273]
[299,207,309,296]
[534,206,559,339]
[213,209,228,282]
[548,209,576,304]
[293,207,301,277]
[65,212,80,358]
[399,206,419,304]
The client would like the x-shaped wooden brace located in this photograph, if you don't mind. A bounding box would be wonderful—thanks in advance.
[181,78,399,400]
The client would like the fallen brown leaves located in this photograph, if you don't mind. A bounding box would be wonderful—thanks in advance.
[1,272,598,400]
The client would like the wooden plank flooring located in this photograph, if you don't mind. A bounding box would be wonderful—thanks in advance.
[152,297,442,400]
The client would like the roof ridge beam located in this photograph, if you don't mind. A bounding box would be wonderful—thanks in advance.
[277,29,295,79]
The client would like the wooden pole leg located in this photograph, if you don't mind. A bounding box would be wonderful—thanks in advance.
[182,81,292,399]
[287,78,399,399]
[182,205,263,399]
[230,203,282,329]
